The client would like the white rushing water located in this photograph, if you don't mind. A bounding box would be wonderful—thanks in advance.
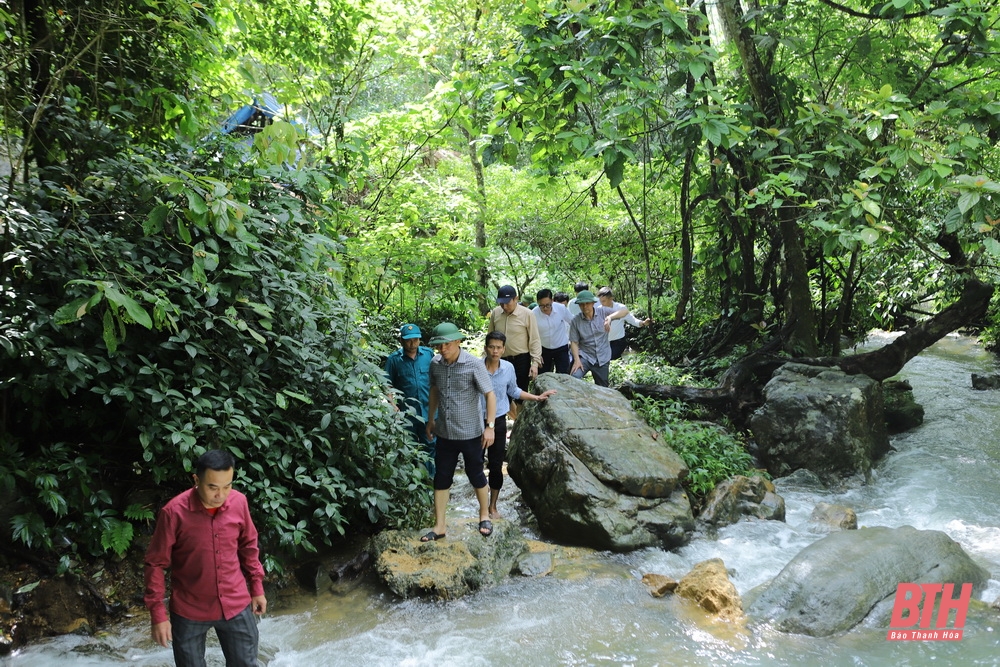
[7,333,1000,666]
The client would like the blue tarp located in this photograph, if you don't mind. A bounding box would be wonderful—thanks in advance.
[220,94,281,135]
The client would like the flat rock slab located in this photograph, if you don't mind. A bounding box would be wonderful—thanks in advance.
[371,519,527,599]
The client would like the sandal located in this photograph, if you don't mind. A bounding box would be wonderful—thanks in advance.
[420,531,445,542]
[478,520,493,537]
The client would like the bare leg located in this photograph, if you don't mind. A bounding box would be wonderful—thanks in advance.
[488,488,502,519]
[432,489,449,535]
[475,485,490,523]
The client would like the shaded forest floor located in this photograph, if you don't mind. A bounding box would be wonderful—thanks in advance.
[0,544,149,654]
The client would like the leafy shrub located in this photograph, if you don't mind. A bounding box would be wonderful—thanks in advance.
[631,395,760,501]
[1,119,430,561]
[609,351,707,387]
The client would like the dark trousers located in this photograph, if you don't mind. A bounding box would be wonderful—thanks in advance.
[434,436,488,490]
[503,352,531,393]
[486,415,507,490]
[541,345,570,374]
[572,359,611,387]
[171,604,259,667]
[610,337,628,361]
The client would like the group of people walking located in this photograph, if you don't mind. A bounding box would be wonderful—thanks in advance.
[383,284,651,544]
[139,284,649,667]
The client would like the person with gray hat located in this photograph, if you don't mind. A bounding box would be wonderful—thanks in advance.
[421,322,497,541]
[568,290,629,387]
[384,323,436,477]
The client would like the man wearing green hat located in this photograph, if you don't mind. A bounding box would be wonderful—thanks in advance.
[421,322,497,540]
[569,290,629,387]
[384,323,435,476]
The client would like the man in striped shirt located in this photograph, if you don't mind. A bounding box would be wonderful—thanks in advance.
[421,323,497,541]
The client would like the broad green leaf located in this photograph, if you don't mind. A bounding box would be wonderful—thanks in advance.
[858,228,879,244]
[186,191,208,214]
[104,287,153,329]
[861,198,881,218]
[102,310,119,354]
[605,150,626,189]
[145,204,169,235]
[957,191,981,214]
[983,237,1000,257]
[54,296,97,325]
[942,206,963,232]
[283,390,313,404]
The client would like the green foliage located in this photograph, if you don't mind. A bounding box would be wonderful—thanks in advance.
[609,352,703,387]
[631,395,759,501]
[494,0,1000,356]
[1,113,430,560]
[3,0,1000,569]
[1,0,220,177]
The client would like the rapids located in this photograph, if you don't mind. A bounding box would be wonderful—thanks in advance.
[7,333,1000,666]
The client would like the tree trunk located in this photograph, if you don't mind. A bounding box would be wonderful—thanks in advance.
[459,125,491,315]
[674,149,695,325]
[831,279,994,380]
[715,0,817,355]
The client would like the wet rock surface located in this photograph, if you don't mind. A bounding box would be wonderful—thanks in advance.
[507,373,694,552]
[750,363,890,483]
[699,475,785,527]
[676,558,744,623]
[744,525,989,636]
[371,519,527,599]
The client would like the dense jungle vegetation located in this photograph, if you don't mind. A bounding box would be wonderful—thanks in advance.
[1,0,998,569]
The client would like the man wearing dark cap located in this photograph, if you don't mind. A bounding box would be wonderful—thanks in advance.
[487,285,542,403]
[569,290,629,387]
[422,323,497,541]
[384,323,436,476]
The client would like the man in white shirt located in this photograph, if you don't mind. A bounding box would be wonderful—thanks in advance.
[566,281,589,317]
[533,289,574,374]
[596,286,651,360]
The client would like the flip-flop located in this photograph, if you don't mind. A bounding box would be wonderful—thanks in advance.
[478,520,493,537]
[420,531,445,542]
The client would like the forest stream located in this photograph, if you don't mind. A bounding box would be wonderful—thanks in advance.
[6,332,1000,666]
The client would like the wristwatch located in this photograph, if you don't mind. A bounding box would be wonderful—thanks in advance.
[486,421,495,429]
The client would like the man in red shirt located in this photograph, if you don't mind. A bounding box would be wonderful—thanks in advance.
[144,450,267,666]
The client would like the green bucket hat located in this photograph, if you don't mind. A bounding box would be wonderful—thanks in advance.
[428,322,465,345]
[575,289,597,304]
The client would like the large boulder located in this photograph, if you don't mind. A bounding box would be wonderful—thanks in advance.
[507,373,694,552]
[810,502,858,531]
[972,372,1000,390]
[749,363,890,483]
[371,519,527,599]
[744,525,989,636]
